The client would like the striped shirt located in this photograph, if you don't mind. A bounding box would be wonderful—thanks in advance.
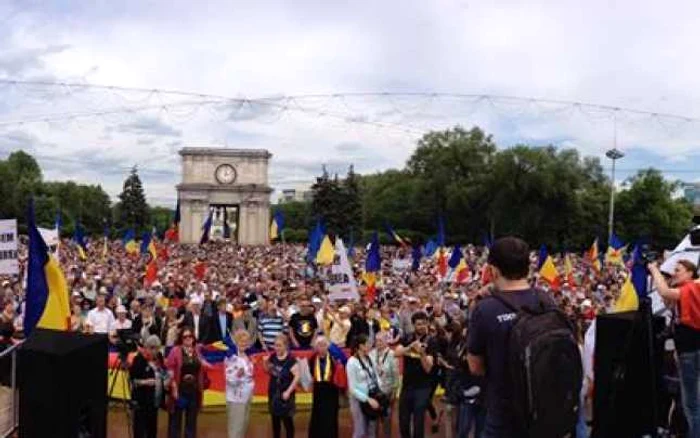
[258,314,285,348]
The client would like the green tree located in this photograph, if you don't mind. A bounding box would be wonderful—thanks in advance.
[118,166,149,232]
[149,206,175,235]
[615,169,694,249]
[341,165,362,240]
[274,201,312,230]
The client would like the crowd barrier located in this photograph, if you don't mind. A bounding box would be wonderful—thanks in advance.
[107,346,352,407]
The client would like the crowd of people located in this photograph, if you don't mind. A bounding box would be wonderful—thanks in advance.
[0,232,699,438]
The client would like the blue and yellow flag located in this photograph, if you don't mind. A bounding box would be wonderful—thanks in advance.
[614,245,647,312]
[73,222,88,260]
[270,211,285,241]
[123,229,139,255]
[24,200,71,336]
[307,220,324,263]
[315,235,335,265]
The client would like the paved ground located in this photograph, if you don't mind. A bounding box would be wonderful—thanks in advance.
[108,402,449,437]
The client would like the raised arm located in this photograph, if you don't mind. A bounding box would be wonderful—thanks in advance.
[649,263,681,301]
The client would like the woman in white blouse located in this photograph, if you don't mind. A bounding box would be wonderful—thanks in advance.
[225,329,255,438]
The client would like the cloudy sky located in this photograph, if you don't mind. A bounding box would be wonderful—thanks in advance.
[2,0,700,206]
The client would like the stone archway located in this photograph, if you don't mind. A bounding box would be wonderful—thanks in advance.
[177,148,272,245]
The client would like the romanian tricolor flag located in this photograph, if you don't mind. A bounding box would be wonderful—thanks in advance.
[140,232,158,261]
[437,248,448,279]
[123,229,139,255]
[24,200,71,336]
[363,232,381,303]
[538,249,561,290]
[144,258,158,287]
[587,238,601,273]
[164,199,180,243]
[315,235,335,265]
[385,223,409,247]
[200,210,213,245]
[564,253,576,286]
[270,211,285,242]
[447,245,470,283]
[73,222,88,261]
[606,233,625,266]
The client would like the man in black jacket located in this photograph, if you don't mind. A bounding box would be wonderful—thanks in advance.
[206,298,233,343]
[181,297,210,343]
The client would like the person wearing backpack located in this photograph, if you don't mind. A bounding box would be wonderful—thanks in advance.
[467,237,582,438]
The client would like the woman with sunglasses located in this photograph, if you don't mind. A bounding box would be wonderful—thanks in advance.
[166,326,211,438]
[130,335,168,438]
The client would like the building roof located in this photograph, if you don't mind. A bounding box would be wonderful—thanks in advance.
[179,147,271,159]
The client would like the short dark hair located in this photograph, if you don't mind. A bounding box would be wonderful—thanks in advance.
[411,311,429,324]
[487,237,530,280]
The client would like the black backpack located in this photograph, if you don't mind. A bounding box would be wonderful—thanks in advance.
[492,290,583,438]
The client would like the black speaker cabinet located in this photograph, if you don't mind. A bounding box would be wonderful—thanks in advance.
[592,309,663,438]
[19,329,108,438]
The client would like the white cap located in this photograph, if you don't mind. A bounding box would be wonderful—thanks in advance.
[116,305,127,314]
[190,296,203,306]
[581,299,592,308]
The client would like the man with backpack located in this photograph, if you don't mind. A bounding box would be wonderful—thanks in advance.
[467,237,582,438]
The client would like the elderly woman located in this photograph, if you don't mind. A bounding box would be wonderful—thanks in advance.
[308,336,341,438]
[370,331,400,438]
[650,260,700,437]
[130,335,168,438]
[225,329,255,438]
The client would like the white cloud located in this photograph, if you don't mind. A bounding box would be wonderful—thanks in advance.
[1,0,700,205]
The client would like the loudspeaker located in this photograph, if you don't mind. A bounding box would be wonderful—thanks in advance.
[592,307,663,438]
[19,329,108,438]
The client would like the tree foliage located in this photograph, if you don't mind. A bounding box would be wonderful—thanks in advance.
[0,151,112,235]
[117,166,149,233]
[310,165,361,239]
[309,126,693,250]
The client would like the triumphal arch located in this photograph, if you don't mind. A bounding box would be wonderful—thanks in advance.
[177,148,272,245]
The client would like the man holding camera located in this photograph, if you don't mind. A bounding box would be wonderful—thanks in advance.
[650,260,700,437]
[394,311,436,438]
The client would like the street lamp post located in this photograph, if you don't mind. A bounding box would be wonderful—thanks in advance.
[606,148,625,241]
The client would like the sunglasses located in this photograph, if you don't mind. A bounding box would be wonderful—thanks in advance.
[183,334,194,339]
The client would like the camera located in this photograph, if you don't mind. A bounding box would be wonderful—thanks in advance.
[114,328,140,359]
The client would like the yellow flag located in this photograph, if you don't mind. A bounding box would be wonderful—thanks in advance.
[37,255,71,330]
[270,220,279,241]
[315,235,335,265]
[614,274,639,312]
[539,256,560,285]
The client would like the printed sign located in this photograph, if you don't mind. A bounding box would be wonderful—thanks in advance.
[0,220,18,275]
[327,238,360,301]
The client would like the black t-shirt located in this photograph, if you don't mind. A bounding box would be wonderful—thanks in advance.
[289,313,318,348]
[467,288,549,437]
[400,333,438,389]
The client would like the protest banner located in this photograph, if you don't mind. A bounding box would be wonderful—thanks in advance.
[392,258,411,274]
[327,238,360,301]
[38,227,59,248]
[0,219,18,275]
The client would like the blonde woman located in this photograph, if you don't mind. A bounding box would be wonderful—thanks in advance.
[225,329,255,438]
